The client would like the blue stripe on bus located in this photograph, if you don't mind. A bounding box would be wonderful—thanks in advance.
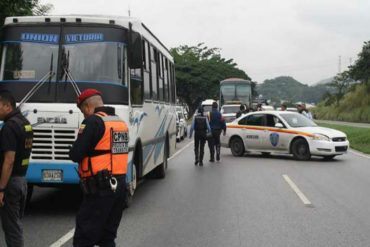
[0,80,127,88]
[2,40,127,46]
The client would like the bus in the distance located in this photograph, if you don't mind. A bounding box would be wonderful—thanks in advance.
[220,78,252,107]
[0,15,177,203]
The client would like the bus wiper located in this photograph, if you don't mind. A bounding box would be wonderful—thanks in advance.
[63,67,81,97]
[17,70,55,109]
[61,50,81,97]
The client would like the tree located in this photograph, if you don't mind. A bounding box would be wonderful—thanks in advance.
[0,0,53,26]
[328,71,352,105]
[171,43,253,115]
[349,40,370,92]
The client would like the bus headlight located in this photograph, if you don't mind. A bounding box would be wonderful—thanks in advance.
[313,133,330,142]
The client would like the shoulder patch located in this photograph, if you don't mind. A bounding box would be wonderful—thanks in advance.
[78,124,86,135]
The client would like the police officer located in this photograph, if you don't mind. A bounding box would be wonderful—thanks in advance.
[69,89,128,247]
[189,106,211,166]
[207,102,226,162]
[0,90,33,247]
[235,104,245,119]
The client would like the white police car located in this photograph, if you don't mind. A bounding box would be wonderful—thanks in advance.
[221,111,349,160]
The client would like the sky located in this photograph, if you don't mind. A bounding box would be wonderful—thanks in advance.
[40,0,370,85]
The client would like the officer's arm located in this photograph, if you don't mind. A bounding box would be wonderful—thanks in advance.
[0,151,15,190]
[69,117,102,163]
[189,117,196,137]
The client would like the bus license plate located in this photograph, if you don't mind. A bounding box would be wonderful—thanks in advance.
[43,170,62,181]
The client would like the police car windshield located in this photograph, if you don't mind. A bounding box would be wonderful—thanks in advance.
[280,113,317,128]
[0,42,58,82]
[59,42,126,86]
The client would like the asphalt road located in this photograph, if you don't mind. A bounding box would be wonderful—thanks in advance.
[1,138,370,247]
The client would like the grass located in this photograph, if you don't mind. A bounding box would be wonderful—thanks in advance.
[317,123,370,154]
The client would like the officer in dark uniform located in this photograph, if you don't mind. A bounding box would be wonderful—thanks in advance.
[207,102,226,162]
[189,106,211,166]
[69,89,128,247]
[0,90,33,247]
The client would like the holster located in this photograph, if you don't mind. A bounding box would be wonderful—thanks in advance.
[80,169,113,195]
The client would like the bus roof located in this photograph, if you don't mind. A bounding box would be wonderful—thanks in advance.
[3,15,173,60]
[220,78,251,84]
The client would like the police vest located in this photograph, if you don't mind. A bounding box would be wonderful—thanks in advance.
[194,115,207,132]
[8,113,33,176]
[79,112,129,178]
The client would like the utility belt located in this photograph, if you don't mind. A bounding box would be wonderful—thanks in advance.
[79,169,125,195]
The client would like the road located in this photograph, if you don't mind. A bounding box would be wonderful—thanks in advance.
[1,138,370,247]
[315,120,370,128]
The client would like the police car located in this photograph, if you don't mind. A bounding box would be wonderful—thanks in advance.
[221,111,349,160]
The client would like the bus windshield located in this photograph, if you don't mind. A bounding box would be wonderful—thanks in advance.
[59,42,126,86]
[220,83,251,105]
[0,42,58,82]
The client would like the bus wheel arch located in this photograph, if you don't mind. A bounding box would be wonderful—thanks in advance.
[126,139,143,207]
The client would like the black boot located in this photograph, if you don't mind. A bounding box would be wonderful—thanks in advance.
[216,145,220,161]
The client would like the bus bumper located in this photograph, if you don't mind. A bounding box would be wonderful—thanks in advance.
[26,162,79,184]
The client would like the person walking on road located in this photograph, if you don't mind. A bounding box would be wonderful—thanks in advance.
[69,89,129,247]
[189,106,211,166]
[207,102,226,162]
[0,90,33,247]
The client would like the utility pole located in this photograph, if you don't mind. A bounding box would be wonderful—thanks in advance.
[128,5,131,17]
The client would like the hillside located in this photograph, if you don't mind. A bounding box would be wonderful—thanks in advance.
[256,76,332,104]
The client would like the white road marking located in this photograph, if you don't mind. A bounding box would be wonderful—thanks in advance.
[349,149,370,159]
[49,228,75,247]
[283,174,312,206]
[49,141,192,247]
[169,141,194,161]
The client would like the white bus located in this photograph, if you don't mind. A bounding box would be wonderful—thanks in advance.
[0,15,177,202]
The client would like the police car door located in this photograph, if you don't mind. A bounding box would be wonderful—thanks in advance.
[240,114,264,150]
[264,114,289,151]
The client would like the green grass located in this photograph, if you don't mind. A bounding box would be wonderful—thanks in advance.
[317,123,370,154]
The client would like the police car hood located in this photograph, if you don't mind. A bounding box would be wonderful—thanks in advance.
[294,126,346,138]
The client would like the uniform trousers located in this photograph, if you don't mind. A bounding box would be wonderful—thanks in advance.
[194,132,206,163]
[208,129,222,159]
[0,176,27,247]
[73,176,126,247]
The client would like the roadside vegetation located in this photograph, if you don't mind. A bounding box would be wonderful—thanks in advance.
[317,123,370,154]
[313,41,370,123]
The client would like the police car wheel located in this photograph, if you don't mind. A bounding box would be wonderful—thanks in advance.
[230,137,245,157]
[292,139,311,160]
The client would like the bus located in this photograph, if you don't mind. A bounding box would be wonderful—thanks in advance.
[0,15,177,202]
[220,78,252,108]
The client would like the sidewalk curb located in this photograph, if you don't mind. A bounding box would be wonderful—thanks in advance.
[349,148,370,159]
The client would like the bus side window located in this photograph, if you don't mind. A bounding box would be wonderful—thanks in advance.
[163,57,169,102]
[158,53,164,101]
[150,45,158,100]
[143,39,151,100]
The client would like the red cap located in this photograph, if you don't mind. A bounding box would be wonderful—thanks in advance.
[77,89,102,108]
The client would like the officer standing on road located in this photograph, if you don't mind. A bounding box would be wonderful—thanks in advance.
[189,106,211,166]
[207,102,226,162]
[0,90,33,247]
[235,104,245,119]
[69,89,129,247]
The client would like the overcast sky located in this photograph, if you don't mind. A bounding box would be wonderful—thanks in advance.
[40,0,370,85]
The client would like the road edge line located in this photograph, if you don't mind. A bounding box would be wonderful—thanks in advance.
[49,228,75,247]
[169,141,194,161]
[282,174,312,206]
[349,149,370,159]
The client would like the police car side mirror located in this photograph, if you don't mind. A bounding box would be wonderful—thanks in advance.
[275,123,284,128]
